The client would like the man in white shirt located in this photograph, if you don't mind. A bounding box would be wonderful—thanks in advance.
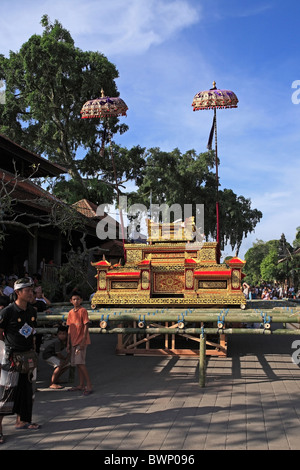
[2,276,17,297]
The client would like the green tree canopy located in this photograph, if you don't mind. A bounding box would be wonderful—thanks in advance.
[244,239,270,285]
[260,247,279,282]
[293,226,300,249]
[127,147,262,254]
[244,236,295,285]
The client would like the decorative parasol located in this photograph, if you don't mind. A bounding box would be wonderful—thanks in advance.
[81,89,128,259]
[81,89,128,119]
[191,84,238,111]
[192,81,238,260]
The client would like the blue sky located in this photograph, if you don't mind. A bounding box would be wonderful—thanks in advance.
[1,0,300,258]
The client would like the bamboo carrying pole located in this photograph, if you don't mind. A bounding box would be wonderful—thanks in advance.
[37,313,300,324]
[35,327,300,335]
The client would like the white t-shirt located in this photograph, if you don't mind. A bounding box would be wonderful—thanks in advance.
[3,286,14,297]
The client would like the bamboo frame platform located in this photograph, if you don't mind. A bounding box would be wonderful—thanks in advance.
[114,320,227,357]
[37,304,300,359]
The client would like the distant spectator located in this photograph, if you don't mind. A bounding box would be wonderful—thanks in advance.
[2,275,17,297]
[34,285,51,312]
[242,282,250,299]
[261,288,270,300]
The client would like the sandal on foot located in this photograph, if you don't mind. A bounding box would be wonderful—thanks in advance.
[49,384,64,389]
[67,386,84,392]
[83,389,93,396]
[16,423,40,430]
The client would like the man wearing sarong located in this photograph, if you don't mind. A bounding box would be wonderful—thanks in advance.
[0,278,40,444]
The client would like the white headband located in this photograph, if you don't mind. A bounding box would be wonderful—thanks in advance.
[14,278,34,291]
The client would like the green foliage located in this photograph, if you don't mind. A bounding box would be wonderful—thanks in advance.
[260,247,279,282]
[52,177,114,206]
[127,147,262,254]
[293,226,300,248]
[244,234,298,285]
[244,240,270,284]
[219,189,262,254]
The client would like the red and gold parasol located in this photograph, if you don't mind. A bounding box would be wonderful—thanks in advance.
[81,89,128,119]
[192,82,238,260]
[192,83,238,111]
[81,88,128,259]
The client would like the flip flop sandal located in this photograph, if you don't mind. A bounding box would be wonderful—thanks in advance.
[16,423,40,430]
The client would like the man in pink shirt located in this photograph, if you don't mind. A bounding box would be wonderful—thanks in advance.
[66,291,92,395]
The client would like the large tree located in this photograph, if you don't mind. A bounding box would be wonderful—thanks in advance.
[126,147,262,254]
[244,236,295,285]
[0,15,144,204]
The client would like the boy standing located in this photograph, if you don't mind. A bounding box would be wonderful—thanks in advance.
[66,291,92,395]
[42,325,70,389]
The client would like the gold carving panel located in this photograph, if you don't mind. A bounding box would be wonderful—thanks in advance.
[141,270,150,290]
[126,248,143,263]
[154,272,185,293]
[198,280,227,289]
[99,270,106,290]
[231,269,240,289]
[151,252,185,259]
[185,269,194,289]
[111,281,138,289]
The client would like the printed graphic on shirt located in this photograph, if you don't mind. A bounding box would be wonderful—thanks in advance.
[19,322,34,338]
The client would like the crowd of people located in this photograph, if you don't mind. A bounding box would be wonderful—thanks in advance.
[242,282,300,300]
[0,273,51,311]
[0,274,93,445]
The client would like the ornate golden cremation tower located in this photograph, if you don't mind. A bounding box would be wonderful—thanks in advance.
[91,218,246,309]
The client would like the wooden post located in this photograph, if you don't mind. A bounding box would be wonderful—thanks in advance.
[28,227,38,274]
[199,331,206,387]
[165,322,169,349]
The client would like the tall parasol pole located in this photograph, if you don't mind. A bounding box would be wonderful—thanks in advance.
[107,128,126,255]
[192,81,238,262]
[81,89,128,260]
[213,105,219,246]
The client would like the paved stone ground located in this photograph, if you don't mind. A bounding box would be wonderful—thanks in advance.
[1,331,300,450]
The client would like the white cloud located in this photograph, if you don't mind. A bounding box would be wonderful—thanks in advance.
[208,1,273,21]
[0,0,201,57]
[74,0,201,56]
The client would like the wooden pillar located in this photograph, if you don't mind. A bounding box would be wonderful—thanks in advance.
[28,228,38,274]
[53,234,62,266]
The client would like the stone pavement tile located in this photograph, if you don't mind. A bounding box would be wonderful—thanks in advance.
[201,384,233,450]
[159,406,199,450]
[225,384,248,450]
[181,390,220,450]
[2,332,300,450]
[136,423,171,450]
